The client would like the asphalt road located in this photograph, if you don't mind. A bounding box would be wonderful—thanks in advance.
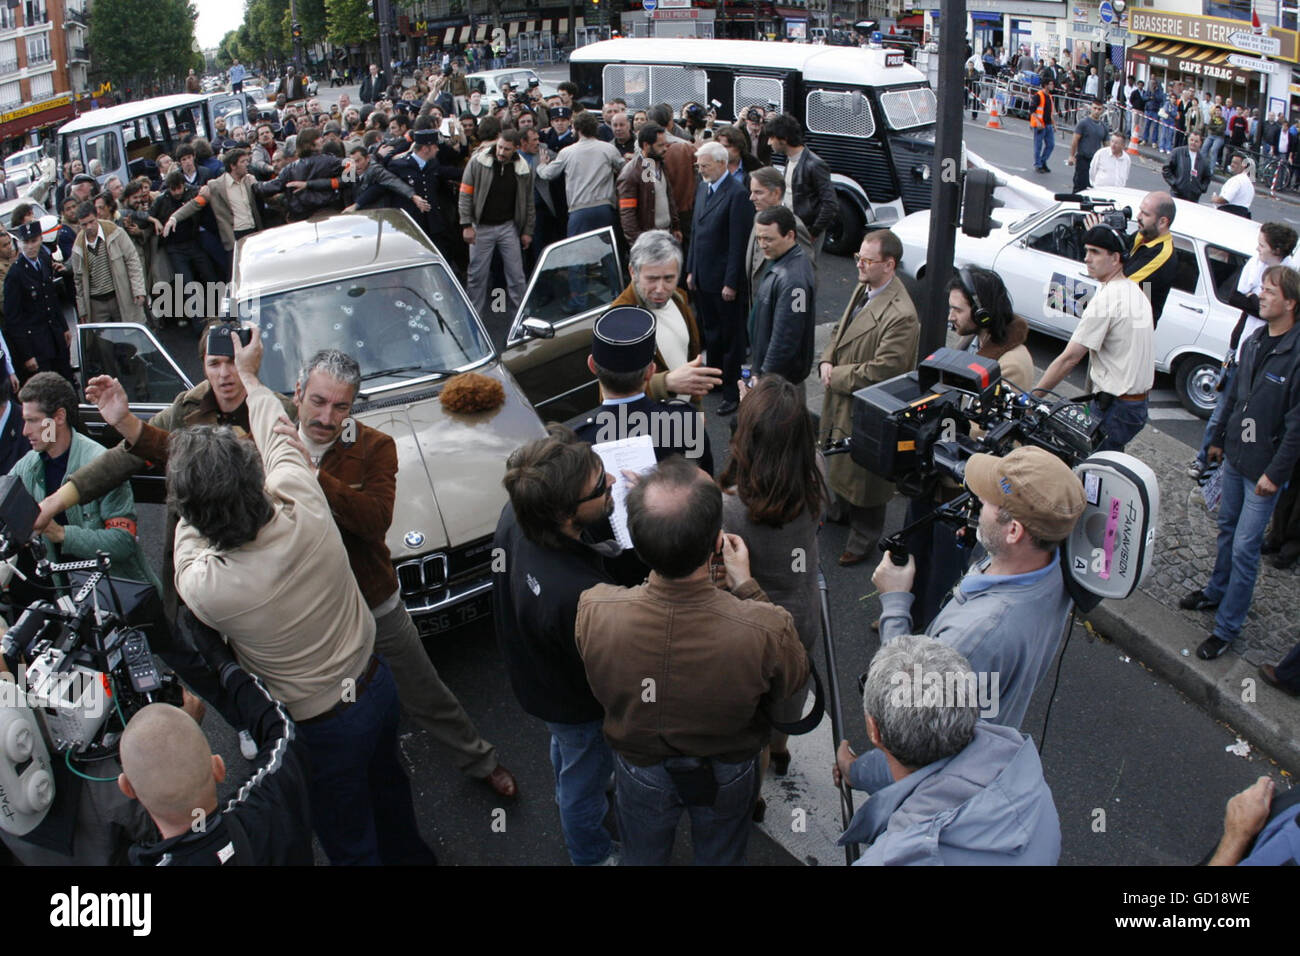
[115,76,1289,866]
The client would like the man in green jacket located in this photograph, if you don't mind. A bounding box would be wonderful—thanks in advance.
[14,372,160,591]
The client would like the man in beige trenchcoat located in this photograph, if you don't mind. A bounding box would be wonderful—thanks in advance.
[816,229,919,566]
[69,205,147,325]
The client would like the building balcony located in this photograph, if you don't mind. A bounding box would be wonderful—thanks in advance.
[64,8,87,25]
[69,46,87,61]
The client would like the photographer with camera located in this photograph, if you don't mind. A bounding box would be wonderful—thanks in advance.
[168,326,434,865]
[121,611,314,866]
[1034,224,1154,453]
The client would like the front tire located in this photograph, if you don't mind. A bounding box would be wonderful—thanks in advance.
[823,195,864,257]
[1174,355,1221,419]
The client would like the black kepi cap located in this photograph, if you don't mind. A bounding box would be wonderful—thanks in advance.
[592,307,656,373]
[411,128,439,145]
[15,221,41,241]
[549,106,572,120]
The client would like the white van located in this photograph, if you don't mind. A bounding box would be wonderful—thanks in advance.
[569,37,937,253]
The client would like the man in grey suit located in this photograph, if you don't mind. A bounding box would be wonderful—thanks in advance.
[1163,131,1213,203]
[686,142,751,416]
[746,166,814,304]
[165,147,263,280]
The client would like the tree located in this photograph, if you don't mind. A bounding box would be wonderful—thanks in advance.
[325,0,376,48]
[88,0,199,93]
[216,30,240,68]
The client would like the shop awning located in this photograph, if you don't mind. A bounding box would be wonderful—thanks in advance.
[559,17,569,33]
[508,21,519,36]
[542,18,553,32]
[898,14,923,27]
[526,20,536,32]
[575,16,585,30]
[476,23,488,41]
[1128,38,1252,83]
[444,27,455,43]
[459,25,471,43]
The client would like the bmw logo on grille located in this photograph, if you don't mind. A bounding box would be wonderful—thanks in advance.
[403,531,426,549]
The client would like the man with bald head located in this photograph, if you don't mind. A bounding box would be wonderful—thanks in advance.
[575,455,808,864]
[120,615,313,866]
[1122,190,1180,328]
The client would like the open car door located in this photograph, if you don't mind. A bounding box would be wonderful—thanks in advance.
[77,323,194,504]
[501,225,622,423]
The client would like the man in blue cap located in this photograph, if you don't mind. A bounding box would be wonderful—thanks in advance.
[575,306,713,475]
[3,220,73,386]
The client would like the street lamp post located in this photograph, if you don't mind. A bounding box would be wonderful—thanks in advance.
[377,0,394,79]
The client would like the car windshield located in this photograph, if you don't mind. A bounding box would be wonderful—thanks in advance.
[245,264,493,394]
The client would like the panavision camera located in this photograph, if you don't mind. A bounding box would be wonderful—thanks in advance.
[831,348,1159,612]
[0,475,178,836]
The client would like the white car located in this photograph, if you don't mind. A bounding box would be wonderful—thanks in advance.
[466,68,556,104]
[892,185,1261,418]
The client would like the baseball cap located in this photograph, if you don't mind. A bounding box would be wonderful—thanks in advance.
[964,446,1086,542]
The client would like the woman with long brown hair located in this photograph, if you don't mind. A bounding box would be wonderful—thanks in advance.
[718,375,826,810]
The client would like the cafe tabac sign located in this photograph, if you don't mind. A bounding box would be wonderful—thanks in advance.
[1130,9,1299,62]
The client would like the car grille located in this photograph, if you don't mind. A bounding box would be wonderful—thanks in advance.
[394,535,494,614]
[889,133,937,215]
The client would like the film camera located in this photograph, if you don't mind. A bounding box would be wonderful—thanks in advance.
[839,348,1159,610]
[0,475,178,836]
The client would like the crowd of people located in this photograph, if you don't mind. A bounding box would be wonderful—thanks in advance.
[0,64,1296,868]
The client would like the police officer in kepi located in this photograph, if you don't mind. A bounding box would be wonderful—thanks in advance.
[541,106,576,154]
[3,221,73,386]
[575,306,713,475]
[384,128,466,257]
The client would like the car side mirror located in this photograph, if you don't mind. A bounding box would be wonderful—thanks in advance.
[520,317,554,340]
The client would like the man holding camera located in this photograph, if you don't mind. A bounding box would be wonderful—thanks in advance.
[1035,224,1154,453]
[576,456,808,865]
[169,327,434,865]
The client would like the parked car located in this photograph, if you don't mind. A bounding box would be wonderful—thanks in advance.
[73,210,623,638]
[892,185,1260,417]
[4,145,46,189]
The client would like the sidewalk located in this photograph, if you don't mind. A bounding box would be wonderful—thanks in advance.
[806,324,1300,773]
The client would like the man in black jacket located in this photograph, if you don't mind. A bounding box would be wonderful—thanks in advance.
[493,425,621,866]
[2,221,73,385]
[123,611,315,866]
[1163,131,1213,202]
[749,205,815,395]
[340,143,429,212]
[1184,265,1300,661]
[253,128,343,222]
[384,128,465,255]
[763,113,837,257]
[359,63,386,105]
[150,171,221,291]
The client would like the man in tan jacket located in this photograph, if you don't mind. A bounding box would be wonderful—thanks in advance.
[166,147,263,280]
[69,202,147,324]
[817,229,920,566]
[576,456,808,865]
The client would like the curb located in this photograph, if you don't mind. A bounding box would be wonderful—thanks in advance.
[1086,593,1300,774]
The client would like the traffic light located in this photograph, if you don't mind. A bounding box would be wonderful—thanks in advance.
[960,167,1004,239]
[292,22,302,39]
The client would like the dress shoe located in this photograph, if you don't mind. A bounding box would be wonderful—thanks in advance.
[716,399,739,416]
[1179,588,1220,611]
[1041,164,1051,173]
[1259,664,1300,697]
[752,797,767,822]
[481,764,518,798]
[1272,551,1299,570]
[770,751,791,776]
[839,549,869,567]
[1197,635,1231,660]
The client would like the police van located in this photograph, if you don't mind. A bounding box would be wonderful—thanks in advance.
[569,38,937,254]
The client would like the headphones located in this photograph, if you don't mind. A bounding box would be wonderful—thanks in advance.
[958,265,993,328]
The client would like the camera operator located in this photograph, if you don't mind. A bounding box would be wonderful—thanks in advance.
[575,456,808,865]
[1204,775,1300,865]
[13,373,160,591]
[1034,224,1154,453]
[121,612,314,865]
[835,636,1061,865]
[1093,190,1178,327]
[168,327,434,865]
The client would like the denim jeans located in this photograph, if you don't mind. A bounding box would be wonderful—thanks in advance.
[614,752,760,865]
[1197,364,1237,466]
[1204,460,1282,644]
[1092,396,1148,453]
[1144,114,1159,144]
[545,719,615,865]
[296,656,438,865]
[1033,125,1055,168]
[1202,135,1225,171]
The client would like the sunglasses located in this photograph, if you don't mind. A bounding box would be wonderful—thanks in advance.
[576,473,610,505]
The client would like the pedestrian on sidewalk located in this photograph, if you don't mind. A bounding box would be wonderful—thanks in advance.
[1067,100,1108,194]
[1184,265,1300,660]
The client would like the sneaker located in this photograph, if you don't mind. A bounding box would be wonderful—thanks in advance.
[239,729,257,760]
[1041,164,1052,173]
[1186,458,1206,479]
[1178,589,1220,612]
[1197,635,1231,660]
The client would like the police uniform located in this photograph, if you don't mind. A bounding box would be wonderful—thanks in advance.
[574,307,714,475]
[3,222,72,385]
[540,106,576,154]
[385,128,466,252]
[538,106,574,241]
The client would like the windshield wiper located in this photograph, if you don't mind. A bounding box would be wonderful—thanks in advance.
[359,365,429,382]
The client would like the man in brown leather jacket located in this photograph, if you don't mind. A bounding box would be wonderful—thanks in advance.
[575,456,808,865]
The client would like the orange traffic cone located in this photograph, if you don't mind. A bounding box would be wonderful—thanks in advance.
[986,98,1002,129]
[1127,122,1141,156]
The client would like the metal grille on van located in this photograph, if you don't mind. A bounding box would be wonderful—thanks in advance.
[806,90,876,138]
[879,87,938,130]
[651,66,706,109]
[735,76,783,113]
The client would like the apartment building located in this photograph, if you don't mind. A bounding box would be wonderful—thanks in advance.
[0,0,88,152]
